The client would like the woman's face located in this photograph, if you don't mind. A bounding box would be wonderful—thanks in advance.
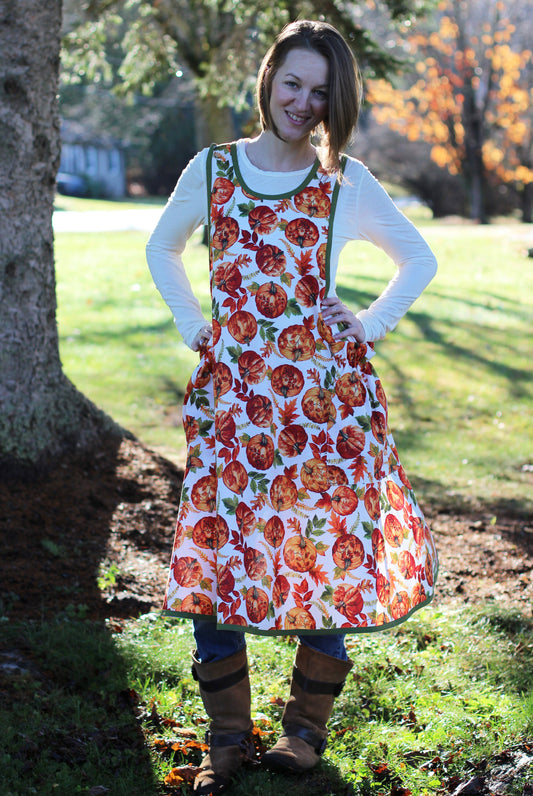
[268,47,329,144]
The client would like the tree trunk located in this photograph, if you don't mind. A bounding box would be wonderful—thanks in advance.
[522,183,533,224]
[0,0,122,477]
[194,95,236,150]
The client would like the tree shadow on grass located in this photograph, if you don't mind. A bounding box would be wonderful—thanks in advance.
[336,284,531,402]
[0,619,158,795]
[236,756,357,796]
[0,435,183,795]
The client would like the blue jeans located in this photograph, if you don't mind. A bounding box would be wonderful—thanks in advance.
[193,619,348,663]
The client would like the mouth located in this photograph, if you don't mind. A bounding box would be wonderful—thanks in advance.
[286,111,309,125]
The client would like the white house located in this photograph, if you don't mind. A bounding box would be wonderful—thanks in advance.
[58,120,126,198]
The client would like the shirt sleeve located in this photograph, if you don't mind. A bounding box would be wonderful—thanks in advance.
[145,148,210,349]
[341,161,438,342]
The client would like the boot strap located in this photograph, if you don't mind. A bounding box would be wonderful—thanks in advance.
[192,662,248,692]
[282,723,328,755]
[205,728,253,748]
[292,665,346,697]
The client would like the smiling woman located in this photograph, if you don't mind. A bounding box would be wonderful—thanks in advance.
[146,18,438,795]
[256,20,362,173]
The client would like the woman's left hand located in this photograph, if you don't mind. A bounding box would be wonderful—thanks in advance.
[321,297,366,343]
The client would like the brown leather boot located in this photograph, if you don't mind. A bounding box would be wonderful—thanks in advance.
[192,647,254,795]
[261,642,353,773]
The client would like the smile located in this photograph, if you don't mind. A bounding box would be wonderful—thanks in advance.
[286,111,308,124]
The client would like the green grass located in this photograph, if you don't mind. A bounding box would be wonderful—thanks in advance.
[55,218,533,511]
[54,195,166,212]
[1,606,532,794]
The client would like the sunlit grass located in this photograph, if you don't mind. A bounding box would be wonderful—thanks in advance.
[54,218,533,511]
[116,606,533,794]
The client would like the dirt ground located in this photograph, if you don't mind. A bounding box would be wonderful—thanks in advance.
[1,435,532,622]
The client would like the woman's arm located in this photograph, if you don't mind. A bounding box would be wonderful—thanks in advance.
[330,161,438,343]
[146,148,211,350]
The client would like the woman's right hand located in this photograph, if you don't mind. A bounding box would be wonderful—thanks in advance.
[191,323,213,352]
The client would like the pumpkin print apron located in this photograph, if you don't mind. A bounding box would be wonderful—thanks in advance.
[163,143,438,634]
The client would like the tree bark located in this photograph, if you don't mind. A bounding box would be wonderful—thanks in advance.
[0,0,122,477]
[522,183,533,224]
[194,95,236,151]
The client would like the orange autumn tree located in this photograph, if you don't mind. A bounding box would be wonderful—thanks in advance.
[367,0,533,222]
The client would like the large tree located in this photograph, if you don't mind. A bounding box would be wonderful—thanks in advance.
[0,0,120,476]
[367,0,533,222]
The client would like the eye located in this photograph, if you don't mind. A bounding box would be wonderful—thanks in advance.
[284,80,299,88]
[314,89,328,100]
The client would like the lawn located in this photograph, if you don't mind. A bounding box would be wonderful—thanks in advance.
[1,607,532,795]
[54,213,533,512]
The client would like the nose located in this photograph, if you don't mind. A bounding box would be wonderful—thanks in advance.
[293,90,310,111]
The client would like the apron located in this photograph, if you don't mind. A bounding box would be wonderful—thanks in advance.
[163,143,438,634]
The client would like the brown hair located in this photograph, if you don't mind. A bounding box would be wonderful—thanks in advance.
[256,20,362,173]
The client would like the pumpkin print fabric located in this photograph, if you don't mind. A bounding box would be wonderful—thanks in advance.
[163,143,438,634]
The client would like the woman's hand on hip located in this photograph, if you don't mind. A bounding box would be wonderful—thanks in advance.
[191,323,213,352]
[321,297,366,343]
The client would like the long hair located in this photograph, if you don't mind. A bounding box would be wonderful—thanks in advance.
[256,20,362,173]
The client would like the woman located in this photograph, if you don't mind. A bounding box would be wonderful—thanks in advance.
[147,19,438,795]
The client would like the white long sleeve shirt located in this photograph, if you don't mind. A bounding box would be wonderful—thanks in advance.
[146,139,437,349]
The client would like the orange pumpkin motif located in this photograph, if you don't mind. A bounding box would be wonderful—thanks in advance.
[191,476,217,512]
[245,394,273,427]
[235,502,256,537]
[384,514,403,548]
[211,177,235,204]
[332,534,364,572]
[180,593,213,615]
[222,460,248,495]
[171,556,203,588]
[301,386,336,425]
[335,371,366,407]
[278,425,308,457]
[295,275,320,307]
[193,516,229,550]
[245,586,269,623]
[270,364,304,397]
[256,244,286,275]
[336,425,366,459]
[278,324,316,362]
[270,475,298,512]
[227,311,258,344]
[246,433,275,471]
[238,351,266,385]
[212,217,239,251]
[248,205,278,234]
[264,516,285,548]
[255,281,288,318]
[284,607,316,630]
[285,217,319,248]
[283,534,317,572]
[332,585,363,622]
[294,186,331,218]
[273,575,290,608]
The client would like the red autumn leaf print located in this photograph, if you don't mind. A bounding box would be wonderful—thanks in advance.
[308,563,329,586]
[349,456,369,482]
[284,464,298,480]
[328,513,348,537]
[315,493,332,511]
[294,249,314,276]
[340,403,355,420]
[279,398,299,426]
[292,578,312,609]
